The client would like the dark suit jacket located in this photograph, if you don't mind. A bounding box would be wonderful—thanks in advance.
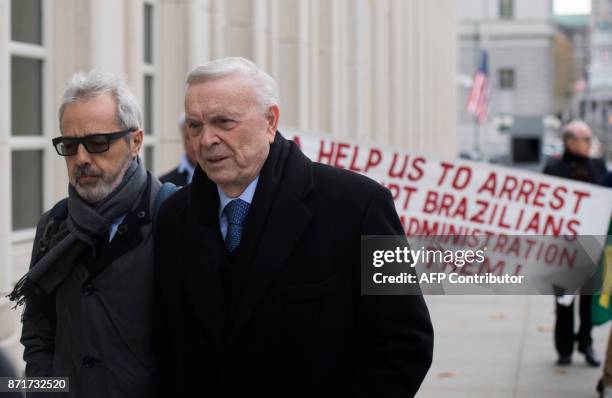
[543,151,607,183]
[600,171,612,188]
[21,175,161,398]
[159,167,190,186]
[154,133,433,398]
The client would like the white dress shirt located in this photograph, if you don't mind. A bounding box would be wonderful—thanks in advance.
[217,176,259,239]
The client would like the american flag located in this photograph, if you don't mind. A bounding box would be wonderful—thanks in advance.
[466,51,489,125]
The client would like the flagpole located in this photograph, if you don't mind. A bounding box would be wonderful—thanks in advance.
[473,21,481,157]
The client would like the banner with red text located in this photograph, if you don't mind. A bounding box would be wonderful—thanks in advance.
[290,131,612,294]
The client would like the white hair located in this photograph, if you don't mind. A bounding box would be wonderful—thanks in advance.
[561,120,592,144]
[59,70,142,133]
[186,57,279,112]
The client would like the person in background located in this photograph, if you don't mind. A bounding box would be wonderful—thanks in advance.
[159,113,197,186]
[543,120,607,367]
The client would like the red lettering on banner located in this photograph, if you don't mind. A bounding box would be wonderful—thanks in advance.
[551,186,567,210]
[497,205,511,229]
[523,239,537,258]
[317,141,385,174]
[383,182,418,210]
[479,236,577,268]
[402,186,418,210]
[514,264,523,276]
[389,154,409,178]
[544,244,558,264]
[561,248,576,269]
[453,166,472,190]
[476,173,577,214]
[334,142,350,169]
[386,183,400,201]
[470,200,488,224]
[477,172,497,196]
[439,194,454,217]
[388,154,425,181]
[506,238,520,257]
[349,145,362,172]
[493,234,508,252]
[533,182,550,208]
[567,219,579,236]
[422,220,440,235]
[408,157,425,181]
[516,179,535,204]
[423,191,438,214]
[447,224,464,236]
[304,135,608,239]
[499,175,518,200]
[572,190,590,214]
[318,140,334,164]
[403,217,417,235]
[524,212,541,234]
[515,208,525,230]
[521,213,568,236]
[365,149,382,173]
[452,197,468,219]
[543,215,563,236]
[437,162,455,186]
[488,203,499,225]
[437,163,473,189]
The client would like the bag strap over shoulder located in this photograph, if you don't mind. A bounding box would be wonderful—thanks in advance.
[153,182,179,222]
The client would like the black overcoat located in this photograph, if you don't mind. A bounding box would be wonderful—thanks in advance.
[154,133,433,398]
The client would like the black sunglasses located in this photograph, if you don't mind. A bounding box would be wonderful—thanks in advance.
[52,129,136,156]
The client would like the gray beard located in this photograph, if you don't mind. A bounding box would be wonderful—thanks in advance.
[73,153,133,204]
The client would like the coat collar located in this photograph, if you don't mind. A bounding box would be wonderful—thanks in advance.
[187,132,314,347]
[186,167,227,349]
[229,132,314,341]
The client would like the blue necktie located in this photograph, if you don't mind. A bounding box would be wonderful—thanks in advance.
[224,199,250,252]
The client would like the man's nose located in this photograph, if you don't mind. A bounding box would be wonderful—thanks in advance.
[74,143,92,165]
[200,126,220,147]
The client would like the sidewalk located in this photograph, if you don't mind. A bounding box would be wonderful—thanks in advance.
[418,295,611,398]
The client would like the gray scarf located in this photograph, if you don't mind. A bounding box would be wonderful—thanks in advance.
[8,158,148,308]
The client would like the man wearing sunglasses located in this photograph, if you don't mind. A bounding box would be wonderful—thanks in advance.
[9,70,161,397]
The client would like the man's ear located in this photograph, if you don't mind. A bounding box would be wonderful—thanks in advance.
[130,129,144,157]
[266,104,280,142]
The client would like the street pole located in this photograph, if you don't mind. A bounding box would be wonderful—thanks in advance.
[473,20,481,157]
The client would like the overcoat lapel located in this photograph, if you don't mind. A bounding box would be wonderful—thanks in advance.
[229,134,314,341]
[186,167,228,349]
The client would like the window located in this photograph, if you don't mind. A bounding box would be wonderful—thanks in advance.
[145,147,154,172]
[143,4,154,65]
[8,0,51,233]
[12,150,43,230]
[11,57,43,136]
[512,137,541,163]
[11,0,42,45]
[499,68,515,89]
[144,74,154,135]
[499,0,513,19]
[142,1,158,173]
